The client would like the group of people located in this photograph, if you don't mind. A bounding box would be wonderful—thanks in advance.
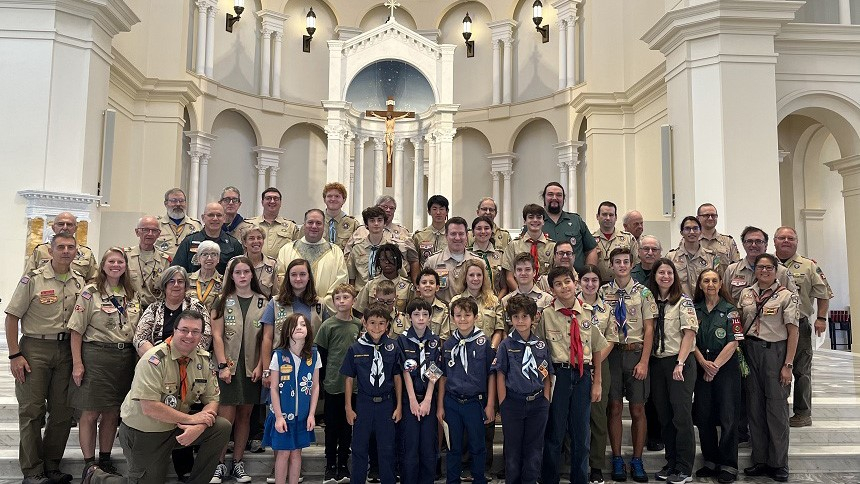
[5,180,833,484]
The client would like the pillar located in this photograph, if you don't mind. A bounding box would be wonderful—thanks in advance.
[260,29,272,96]
[195,0,208,75]
[487,153,516,229]
[269,166,279,189]
[185,131,217,216]
[354,137,366,214]
[435,128,456,201]
[566,15,576,86]
[205,4,216,77]
[393,138,405,224]
[491,172,501,208]
[426,133,438,196]
[502,39,513,104]
[558,160,569,193]
[557,19,567,90]
[255,164,267,216]
[271,32,282,98]
[342,131,354,184]
[491,40,501,105]
[488,20,516,105]
[553,0,581,87]
[259,10,289,98]
[568,156,580,213]
[412,136,425,231]
[502,171,514,229]
[324,125,345,183]
[839,0,851,25]
[252,145,285,215]
[373,137,385,197]
[188,152,201,214]
[198,155,210,217]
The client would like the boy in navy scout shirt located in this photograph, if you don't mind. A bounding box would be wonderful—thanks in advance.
[397,298,443,484]
[341,304,403,484]
[437,297,496,484]
[493,294,553,484]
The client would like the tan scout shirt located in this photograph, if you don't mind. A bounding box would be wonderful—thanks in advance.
[6,264,84,334]
[428,298,451,340]
[121,341,219,432]
[155,215,202,257]
[468,223,512,251]
[592,229,640,283]
[24,243,98,283]
[218,293,267,376]
[322,211,359,250]
[187,271,223,310]
[246,216,300,259]
[413,226,447,266]
[451,292,505,342]
[423,249,482,303]
[253,255,278,299]
[778,253,833,319]
[667,244,727,298]
[346,234,405,293]
[389,311,412,338]
[68,285,134,343]
[536,298,609,365]
[125,246,172,307]
[277,238,348,297]
[598,278,658,344]
[652,295,698,358]
[348,223,419,264]
[738,282,800,342]
[723,259,796,303]
[355,275,414,314]
[501,286,553,329]
[224,218,256,243]
[580,296,612,338]
[501,234,556,277]
[469,245,505,295]
[700,231,740,264]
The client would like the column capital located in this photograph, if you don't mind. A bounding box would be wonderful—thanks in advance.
[200,153,211,165]
[491,171,501,181]
[488,19,518,42]
[185,131,217,155]
[269,166,280,174]
[206,4,218,16]
[258,9,289,35]
[826,154,860,176]
[486,152,517,173]
[252,146,285,167]
[501,170,514,180]
[373,137,386,150]
[551,0,581,19]
[435,128,457,142]
[324,124,346,140]
[261,28,272,39]
[255,163,268,175]
[394,138,406,151]
[410,136,425,147]
[800,208,827,221]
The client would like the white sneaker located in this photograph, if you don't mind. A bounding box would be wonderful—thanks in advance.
[233,460,252,483]
[210,463,227,484]
[266,467,275,483]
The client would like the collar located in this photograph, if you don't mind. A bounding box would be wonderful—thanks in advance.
[754,281,781,294]
[551,297,583,315]
[611,278,637,294]
[223,214,245,232]
[299,237,328,246]
[508,329,538,345]
[405,326,430,341]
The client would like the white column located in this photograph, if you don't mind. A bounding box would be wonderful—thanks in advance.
[186,131,217,216]
[194,1,208,75]
[393,138,405,224]
[188,152,201,214]
[492,41,501,105]
[205,4,216,77]
[502,171,514,229]
[502,39,513,104]
[373,137,385,197]
[269,166,279,188]
[558,160,569,193]
[324,125,345,183]
[412,137,425,231]
[271,32,282,98]
[260,29,272,96]
[255,163,267,216]
[435,129,456,201]
[426,133,438,195]
[566,15,576,86]
[354,137,366,213]
[568,158,579,213]
[198,154,210,216]
[342,131,354,184]
[558,19,568,89]
[839,0,851,25]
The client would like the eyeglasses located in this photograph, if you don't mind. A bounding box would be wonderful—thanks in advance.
[175,328,203,336]
[166,279,186,286]
[744,239,766,246]
[755,265,776,272]
[166,198,186,204]
[556,251,574,257]
[199,253,220,259]
[682,226,701,233]
[375,297,396,306]
[137,228,161,234]
[698,214,718,219]
[220,197,240,204]
[640,247,660,252]
[775,236,797,242]
[263,196,281,202]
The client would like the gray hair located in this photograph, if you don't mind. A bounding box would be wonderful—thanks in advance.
[375,195,396,207]
[220,186,241,200]
[639,235,662,250]
[159,266,190,292]
[191,240,221,265]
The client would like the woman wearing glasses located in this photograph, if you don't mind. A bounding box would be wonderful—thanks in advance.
[737,253,799,483]
[667,216,726,298]
[187,240,224,310]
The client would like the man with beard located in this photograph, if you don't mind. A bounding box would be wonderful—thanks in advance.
[277,208,348,298]
[155,189,202,257]
[245,187,300,259]
[126,216,172,309]
[540,182,598,271]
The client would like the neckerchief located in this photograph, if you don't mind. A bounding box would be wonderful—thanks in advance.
[614,287,629,342]
[557,303,585,376]
[196,278,216,303]
[368,245,380,280]
[358,334,385,387]
[472,248,495,287]
[527,238,540,281]
[108,294,127,329]
[449,327,483,375]
[655,300,667,354]
[406,327,430,381]
[223,214,245,234]
[747,285,782,336]
[508,329,541,380]
[328,218,337,244]
[165,336,190,401]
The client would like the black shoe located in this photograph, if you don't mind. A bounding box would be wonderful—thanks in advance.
[44,470,73,484]
[716,470,736,483]
[337,465,351,483]
[695,466,717,478]
[324,465,338,484]
[768,466,789,482]
[655,465,673,481]
[368,469,381,483]
[743,463,769,476]
[589,468,606,484]
[646,439,665,452]
[98,460,119,476]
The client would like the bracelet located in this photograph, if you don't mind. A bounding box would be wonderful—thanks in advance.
[676,362,685,367]
[816,316,826,321]
[262,370,271,378]
[8,352,22,360]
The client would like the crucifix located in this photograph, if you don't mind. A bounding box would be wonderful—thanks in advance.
[366,97,415,187]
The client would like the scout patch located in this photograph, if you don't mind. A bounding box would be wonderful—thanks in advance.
[428,339,438,349]
[538,365,549,380]
[731,276,747,287]
[148,354,161,366]
[19,275,30,285]
[226,298,236,307]
[715,328,727,339]
[197,363,203,370]
[404,359,418,372]
[569,237,577,246]
[763,307,778,316]
[536,340,546,350]
[385,343,395,352]
[74,304,84,312]
[39,294,58,305]
[343,221,350,229]
[265,265,273,274]
[398,281,407,290]
[476,336,486,346]
[157,240,171,252]
[253,320,262,328]
[164,395,178,408]
[258,298,265,309]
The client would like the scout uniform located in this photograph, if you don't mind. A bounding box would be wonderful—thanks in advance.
[700,231,741,265]
[723,259,796,303]
[340,334,402,484]
[667,243,726,298]
[451,292,505,343]
[422,249,482,304]
[347,223,419,264]
[428,298,451,340]
[500,286,553,328]
[467,222,512,251]
[592,229,640,283]
[5,264,83,479]
[117,339,229,484]
[440,328,496,484]
[537,298,609,484]
[187,270,223,310]
[217,293,267,406]
[413,225,447,266]
[172,230,244,275]
[694,298,744,477]
[132,297,212,351]
[501,233,556,279]
[277,238,348,297]
[346,234,403,293]
[737,282,799,471]
[245,215,301,259]
[223,215,255,242]
[263,347,319,450]
[650,295,699,479]
[253,255,278,299]
[583,296,614,473]
[125,245,172,308]
[388,310,412,338]
[24,242,98,283]
[155,214,202,257]
[493,330,553,484]
[542,210,597,270]
[469,244,505,295]
[322,210,359,250]
[631,262,654,285]
[396,327,443,484]
[265,299,327,347]
[355,274,414,314]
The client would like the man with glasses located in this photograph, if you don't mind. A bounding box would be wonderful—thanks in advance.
[245,187,300,259]
[24,212,99,283]
[697,203,741,264]
[126,216,172,309]
[172,203,244,275]
[537,241,575,292]
[668,216,725,297]
[592,201,640,283]
[723,227,796,303]
[156,188,201,257]
[218,186,254,240]
[631,236,662,286]
[468,197,512,250]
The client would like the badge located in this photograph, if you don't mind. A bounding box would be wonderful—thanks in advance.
[629,307,637,317]
[448,359,455,367]
[164,395,178,408]
[101,305,117,314]
[158,240,171,251]
[226,299,236,307]
[794,262,801,269]
[715,328,727,339]
[148,355,160,366]
[287,413,295,421]
[343,221,350,229]
[536,340,546,350]
[404,359,418,372]
[254,320,262,328]
[197,363,203,370]
[258,298,265,309]
[428,339,438,349]
[424,363,443,383]
[569,237,577,246]
[19,275,30,284]
[476,336,486,346]
[398,281,407,290]
[538,365,549,380]
[74,304,84,313]
[582,319,590,329]
[385,343,395,352]
[227,308,233,314]
[39,295,58,305]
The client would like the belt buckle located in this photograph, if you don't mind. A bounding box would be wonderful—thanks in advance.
[116,343,126,350]
[560,362,571,369]
[372,396,383,403]
[525,394,537,402]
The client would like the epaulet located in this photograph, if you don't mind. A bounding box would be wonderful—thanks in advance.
[82,283,98,294]
[724,233,735,239]
[196,347,211,358]
[78,244,94,252]
[189,217,202,224]
[667,247,679,254]
[123,246,133,253]
[71,269,85,279]
[19,271,37,284]
[619,230,635,238]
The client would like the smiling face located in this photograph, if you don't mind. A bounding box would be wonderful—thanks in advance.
[543,185,564,214]
[173,316,204,355]
[638,237,662,266]
[742,230,768,260]
[324,189,345,212]
[202,204,225,233]
[610,253,632,279]
[429,203,448,225]
[465,265,485,292]
[289,263,310,294]
[551,274,577,304]
[514,261,536,287]
[697,205,718,231]
[102,251,127,283]
[681,220,701,244]
[654,263,675,294]
[445,222,468,254]
[48,236,77,267]
[579,271,600,298]
[303,211,324,243]
[510,311,534,336]
[164,192,187,219]
[774,228,798,258]
[164,273,187,302]
[623,211,644,239]
[472,220,493,245]
[755,257,777,287]
[476,199,497,221]
[262,191,281,218]
[199,249,220,271]
[364,315,389,341]
[525,213,544,234]
[243,230,264,255]
[136,217,161,250]
[553,243,574,268]
[452,305,476,335]
[377,200,396,224]
[417,274,438,300]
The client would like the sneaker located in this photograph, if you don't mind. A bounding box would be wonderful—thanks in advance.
[789,414,812,427]
[249,439,265,453]
[655,465,673,481]
[324,465,338,483]
[666,472,692,484]
[611,456,627,482]
[589,467,605,484]
[267,467,276,484]
[460,469,474,482]
[646,439,665,452]
[22,474,51,484]
[717,470,736,483]
[368,468,381,483]
[210,463,227,484]
[233,461,252,483]
[630,457,649,483]
[44,470,73,483]
[695,466,717,478]
[337,465,351,483]
[98,460,119,476]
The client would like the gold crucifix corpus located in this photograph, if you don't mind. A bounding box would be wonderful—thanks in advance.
[366,97,415,187]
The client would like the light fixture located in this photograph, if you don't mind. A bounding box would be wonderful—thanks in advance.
[462,12,474,58]
[303,7,316,53]
[532,0,549,43]
[226,0,244,33]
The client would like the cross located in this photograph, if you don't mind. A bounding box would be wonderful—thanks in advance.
[366,97,415,187]
[384,0,401,21]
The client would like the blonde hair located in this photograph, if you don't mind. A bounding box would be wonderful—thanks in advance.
[462,259,498,307]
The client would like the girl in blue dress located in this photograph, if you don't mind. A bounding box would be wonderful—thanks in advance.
[263,313,321,484]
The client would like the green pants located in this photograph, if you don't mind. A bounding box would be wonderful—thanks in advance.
[16,337,73,476]
[792,318,813,417]
[589,358,611,469]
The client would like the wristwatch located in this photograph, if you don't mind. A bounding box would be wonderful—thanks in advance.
[784,363,794,369]
[218,362,228,370]
[816,316,826,322]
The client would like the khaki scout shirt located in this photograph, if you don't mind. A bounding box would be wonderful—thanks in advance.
[501,286,553,330]
[652,295,698,358]
[277,238,347,297]
[224,217,256,243]
[451,292,505,342]
[501,234,556,277]
[24,243,98,283]
[779,253,833,319]
[580,296,612,337]
[598,278,658,344]
[414,225,447,266]
[68,285,134,343]
[723,259,796,303]
[738,282,799,342]
[592,229,640,283]
[6,264,84,334]
[322,211,359,250]
[271,300,326,348]
[469,245,505,295]
[253,255,278,299]
[348,223,418,264]
[125,246,172,307]
[536,298,609,365]
[187,271,223,310]
[218,294,267,376]
[245,216,300,259]
[346,234,405,293]
[155,215,202,257]
[423,249,482,303]
[468,223,512,251]
[389,310,412,338]
[667,243,727,298]
[355,275,414,314]
[121,341,219,432]
[428,297,451,340]
[700,231,740,264]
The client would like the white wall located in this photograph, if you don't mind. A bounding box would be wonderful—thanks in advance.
[511,119,559,219]
[815,136,850,310]
[212,0,262,94]
[281,1,333,104]
[453,128,493,217]
[440,2,493,109]
[513,0,558,102]
[278,124,328,222]
[208,110,259,214]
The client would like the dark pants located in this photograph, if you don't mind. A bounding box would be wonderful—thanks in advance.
[743,339,790,469]
[792,317,813,417]
[352,394,396,484]
[650,355,696,475]
[400,395,437,484]
[694,351,741,475]
[589,358,611,470]
[645,396,662,446]
[500,393,549,484]
[444,394,487,484]
[324,392,354,468]
[542,364,592,484]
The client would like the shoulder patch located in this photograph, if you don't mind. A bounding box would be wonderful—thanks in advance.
[81,291,92,300]
[640,287,653,298]
[19,275,30,284]
[148,354,160,366]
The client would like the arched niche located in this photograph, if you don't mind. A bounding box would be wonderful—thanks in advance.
[438,2,494,108]
[278,123,328,221]
[212,0,263,94]
[345,60,436,113]
[453,128,493,215]
[280,1,337,104]
[513,0,558,102]
[209,110,259,213]
[511,118,558,216]
[359,5,417,31]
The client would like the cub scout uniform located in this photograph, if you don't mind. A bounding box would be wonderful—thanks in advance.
[413,225,447,267]
[723,259,796,303]
[667,244,727,297]
[155,215,202,257]
[451,292,505,344]
[700,231,740,265]
[502,234,556,278]
[423,249,481,304]
[24,243,98,283]
[125,245,172,308]
[592,229,640,283]
[245,216,300,259]
[323,211,359,250]
[355,274,414,314]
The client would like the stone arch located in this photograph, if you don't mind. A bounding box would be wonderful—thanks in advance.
[208,107,262,145]
[453,127,493,215]
[438,1,494,108]
[280,0,340,27]
[777,91,860,158]
[511,118,559,218]
[509,116,558,152]
[435,0,494,30]
[359,4,418,31]
[208,110,259,209]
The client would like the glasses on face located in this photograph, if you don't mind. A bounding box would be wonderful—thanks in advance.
[744,239,766,246]
[375,297,395,306]
[166,278,186,286]
[682,226,701,233]
[263,196,281,202]
[175,328,202,336]
[199,253,219,259]
[640,247,660,253]
[556,251,574,257]
[699,213,718,219]
[220,197,240,204]
[137,228,160,234]
[755,265,776,272]
[775,236,797,242]
[166,198,186,204]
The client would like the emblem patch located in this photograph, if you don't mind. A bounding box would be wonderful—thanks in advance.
[536,340,546,350]
[404,359,418,372]
[476,336,486,346]
[715,328,727,339]
[384,343,395,352]
[164,395,178,408]
[428,339,438,349]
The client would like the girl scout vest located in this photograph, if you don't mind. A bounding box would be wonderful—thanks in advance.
[271,347,318,427]
[272,299,325,348]
[221,293,267,376]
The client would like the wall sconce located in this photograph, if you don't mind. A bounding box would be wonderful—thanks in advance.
[532,0,550,43]
[226,0,244,33]
[462,12,474,58]
[303,7,316,53]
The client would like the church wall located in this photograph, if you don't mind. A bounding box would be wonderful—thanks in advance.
[209,110,260,213]
[511,119,559,217]
[280,1,334,105]
[440,2,494,109]
[278,123,328,222]
[452,128,494,220]
[212,0,263,94]
[359,5,418,31]
[817,136,850,311]
[513,0,558,102]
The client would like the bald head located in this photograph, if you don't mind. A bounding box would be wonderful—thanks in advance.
[202,202,226,236]
[136,215,161,250]
[622,210,644,239]
[52,212,78,234]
